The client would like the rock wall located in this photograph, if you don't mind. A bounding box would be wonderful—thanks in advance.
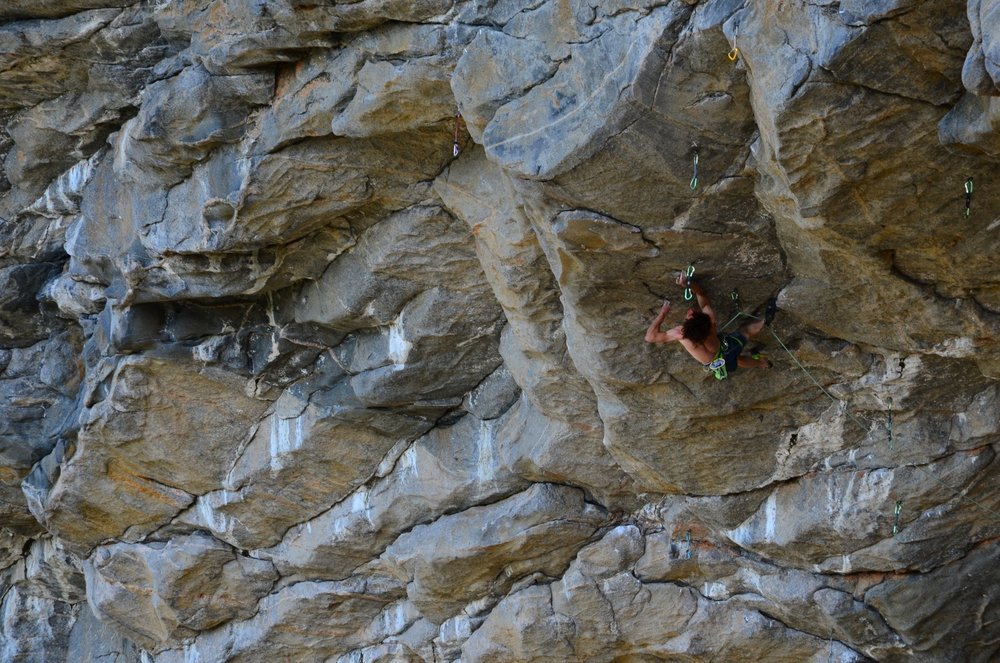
[1,0,999,661]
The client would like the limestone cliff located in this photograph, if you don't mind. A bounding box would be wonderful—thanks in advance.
[1,0,999,661]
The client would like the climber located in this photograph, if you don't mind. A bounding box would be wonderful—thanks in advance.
[644,273,776,379]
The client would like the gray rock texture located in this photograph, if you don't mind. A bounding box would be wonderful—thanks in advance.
[1,0,999,661]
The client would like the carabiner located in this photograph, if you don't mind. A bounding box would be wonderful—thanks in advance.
[964,177,974,218]
[683,264,695,301]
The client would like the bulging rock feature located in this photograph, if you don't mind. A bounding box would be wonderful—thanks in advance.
[85,534,277,650]
[0,1,999,661]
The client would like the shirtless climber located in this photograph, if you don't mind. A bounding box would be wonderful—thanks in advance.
[644,273,776,379]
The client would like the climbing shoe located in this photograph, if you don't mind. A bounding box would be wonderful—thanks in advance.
[750,347,772,368]
[764,297,778,325]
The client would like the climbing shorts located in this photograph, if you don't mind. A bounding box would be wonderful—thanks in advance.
[719,332,747,373]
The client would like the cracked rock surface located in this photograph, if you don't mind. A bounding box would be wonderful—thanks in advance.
[1,0,999,661]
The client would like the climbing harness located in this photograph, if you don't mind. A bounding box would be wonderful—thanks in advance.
[682,264,695,301]
[728,23,740,61]
[708,355,728,379]
[892,500,903,535]
[707,335,745,381]
[453,110,462,157]
[689,149,699,190]
[964,177,973,218]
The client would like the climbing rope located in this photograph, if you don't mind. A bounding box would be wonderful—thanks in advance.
[719,289,752,333]
[682,264,696,301]
[689,149,699,190]
[690,282,1000,529]
[730,289,741,319]
[453,110,462,157]
[765,325,1000,529]
[770,330,1000,529]
[720,300,875,435]
[964,177,974,218]
[657,271,1000,567]
[767,328,872,433]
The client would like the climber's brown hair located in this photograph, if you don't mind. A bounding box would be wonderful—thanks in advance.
[681,311,712,344]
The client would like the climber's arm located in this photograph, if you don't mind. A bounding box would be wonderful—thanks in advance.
[645,301,683,344]
[676,275,716,326]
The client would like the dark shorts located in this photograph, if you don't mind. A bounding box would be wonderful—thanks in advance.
[719,332,747,372]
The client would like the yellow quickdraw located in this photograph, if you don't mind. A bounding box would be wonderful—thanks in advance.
[728,23,739,62]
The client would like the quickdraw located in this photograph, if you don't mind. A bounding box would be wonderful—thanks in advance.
[682,264,695,301]
[728,23,740,61]
[684,530,692,559]
[690,149,699,190]
[892,500,903,535]
[453,110,462,157]
[964,177,974,218]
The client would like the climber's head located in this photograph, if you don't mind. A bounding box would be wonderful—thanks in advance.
[681,310,712,344]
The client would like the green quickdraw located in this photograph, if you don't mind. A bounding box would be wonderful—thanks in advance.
[690,150,699,190]
[964,178,973,218]
[682,264,695,301]
[892,500,902,535]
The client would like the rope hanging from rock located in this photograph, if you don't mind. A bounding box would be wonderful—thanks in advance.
[682,264,695,300]
[689,148,699,189]
[719,289,743,329]
[698,281,1000,533]
[764,318,1000,528]
[964,177,974,218]
[453,109,461,157]
[763,324,1000,529]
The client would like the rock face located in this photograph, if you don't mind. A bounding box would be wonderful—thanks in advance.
[1,0,999,661]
